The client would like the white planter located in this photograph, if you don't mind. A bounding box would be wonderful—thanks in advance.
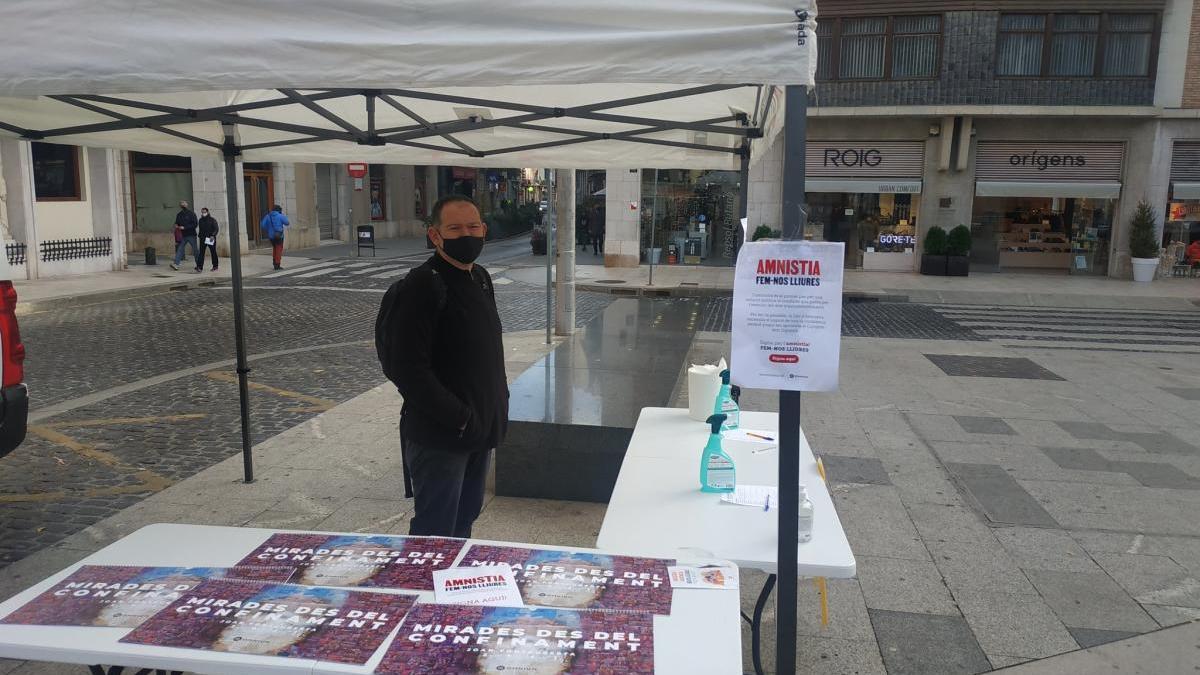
[1131,257,1158,282]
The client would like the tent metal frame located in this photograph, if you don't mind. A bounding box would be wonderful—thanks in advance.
[1,82,810,675]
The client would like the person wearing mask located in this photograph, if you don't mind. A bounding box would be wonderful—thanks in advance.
[171,200,199,271]
[259,204,290,271]
[381,194,507,538]
[197,207,219,272]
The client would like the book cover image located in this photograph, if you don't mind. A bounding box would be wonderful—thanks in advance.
[377,604,655,675]
[457,546,674,615]
[235,533,464,591]
[0,565,295,629]
[119,579,416,664]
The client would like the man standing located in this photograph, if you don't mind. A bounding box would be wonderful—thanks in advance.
[589,200,606,256]
[382,194,507,538]
[197,207,219,271]
[171,201,199,271]
[260,204,290,270]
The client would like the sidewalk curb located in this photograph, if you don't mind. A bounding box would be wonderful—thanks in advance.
[14,258,322,314]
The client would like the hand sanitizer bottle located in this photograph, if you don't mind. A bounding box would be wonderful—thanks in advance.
[700,414,736,493]
[798,486,814,543]
[712,369,740,431]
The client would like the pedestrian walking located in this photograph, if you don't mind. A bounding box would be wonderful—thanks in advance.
[375,194,507,538]
[259,204,290,270]
[171,201,199,271]
[197,207,219,271]
[589,201,606,255]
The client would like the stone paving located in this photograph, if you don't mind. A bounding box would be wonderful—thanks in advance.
[1,269,614,570]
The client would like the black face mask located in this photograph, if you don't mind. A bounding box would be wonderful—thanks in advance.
[440,236,485,264]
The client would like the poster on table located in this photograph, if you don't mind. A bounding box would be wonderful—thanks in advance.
[377,604,654,675]
[234,533,464,590]
[0,565,294,628]
[730,240,844,392]
[456,545,674,615]
[119,579,416,664]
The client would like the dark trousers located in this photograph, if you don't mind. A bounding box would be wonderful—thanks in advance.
[591,231,604,255]
[271,236,284,267]
[404,435,491,538]
[198,242,218,269]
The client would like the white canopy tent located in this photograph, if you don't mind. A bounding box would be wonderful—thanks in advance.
[0,2,818,673]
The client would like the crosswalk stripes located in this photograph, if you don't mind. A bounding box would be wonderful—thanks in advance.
[930,303,1200,349]
[369,268,409,279]
[293,266,344,278]
[259,261,341,278]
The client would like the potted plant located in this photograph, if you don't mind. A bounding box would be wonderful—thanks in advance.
[1128,200,1160,283]
[946,225,971,276]
[921,226,948,275]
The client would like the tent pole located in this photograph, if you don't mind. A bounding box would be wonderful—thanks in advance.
[545,170,554,345]
[221,123,255,484]
[776,84,808,675]
[737,142,751,255]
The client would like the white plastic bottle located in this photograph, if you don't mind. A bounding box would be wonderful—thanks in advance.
[797,487,814,543]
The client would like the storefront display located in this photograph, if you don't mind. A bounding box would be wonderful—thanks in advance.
[974,142,1124,274]
[1165,142,1200,267]
[641,169,740,266]
[803,141,924,270]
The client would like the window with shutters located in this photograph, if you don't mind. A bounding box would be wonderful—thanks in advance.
[996,12,1158,78]
[816,15,941,81]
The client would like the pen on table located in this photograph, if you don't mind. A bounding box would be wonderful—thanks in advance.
[763,495,770,512]
[746,432,775,442]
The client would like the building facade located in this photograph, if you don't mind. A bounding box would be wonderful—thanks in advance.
[782,0,1200,278]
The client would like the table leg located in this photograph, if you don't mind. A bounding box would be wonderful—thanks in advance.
[751,574,777,675]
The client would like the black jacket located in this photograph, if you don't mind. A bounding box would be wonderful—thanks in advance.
[198,215,219,239]
[391,254,507,452]
[175,208,198,237]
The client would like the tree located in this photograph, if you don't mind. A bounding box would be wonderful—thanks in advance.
[1127,199,1160,260]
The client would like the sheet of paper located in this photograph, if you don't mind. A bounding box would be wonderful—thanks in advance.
[203,236,215,245]
[722,428,777,445]
[719,484,778,509]
[668,565,739,590]
[433,566,523,608]
[731,240,845,392]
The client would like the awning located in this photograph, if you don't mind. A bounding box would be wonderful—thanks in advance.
[975,181,1122,199]
[0,1,817,171]
[1172,182,1200,200]
[806,179,922,194]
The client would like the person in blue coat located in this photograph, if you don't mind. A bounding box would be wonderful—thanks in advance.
[260,205,290,270]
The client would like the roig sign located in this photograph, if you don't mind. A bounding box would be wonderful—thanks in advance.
[806,141,925,178]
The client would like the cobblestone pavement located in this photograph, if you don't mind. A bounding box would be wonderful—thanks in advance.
[1,270,613,568]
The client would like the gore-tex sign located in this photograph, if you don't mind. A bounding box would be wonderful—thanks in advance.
[731,241,844,392]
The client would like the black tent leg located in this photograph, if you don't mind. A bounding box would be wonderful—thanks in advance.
[775,83,808,675]
[222,124,255,483]
[751,573,777,675]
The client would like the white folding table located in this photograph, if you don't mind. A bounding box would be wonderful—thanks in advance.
[0,523,741,675]
[597,408,856,674]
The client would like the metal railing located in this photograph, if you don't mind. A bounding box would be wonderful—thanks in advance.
[40,237,112,262]
[5,243,26,266]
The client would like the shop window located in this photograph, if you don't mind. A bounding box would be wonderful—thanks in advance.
[370,164,386,221]
[971,196,1113,275]
[997,12,1157,78]
[32,142,82,201]
[816,15,941,81]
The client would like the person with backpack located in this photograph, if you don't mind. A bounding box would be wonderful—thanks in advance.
[375,194,506,538]
[197,207,219,271]
[260,204,290,270]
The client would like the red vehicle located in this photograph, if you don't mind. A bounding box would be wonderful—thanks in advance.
[0,255,27,458]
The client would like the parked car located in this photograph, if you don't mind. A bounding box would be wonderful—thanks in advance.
[0,253,27,458]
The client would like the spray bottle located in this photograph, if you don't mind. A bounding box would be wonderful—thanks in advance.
[712,369,740,431]
[700,414,737,493]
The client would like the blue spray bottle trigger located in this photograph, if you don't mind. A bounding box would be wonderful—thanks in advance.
[706,413,727,434]
[719,369,731,385]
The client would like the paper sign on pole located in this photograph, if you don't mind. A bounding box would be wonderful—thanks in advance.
[730,240,844,391]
